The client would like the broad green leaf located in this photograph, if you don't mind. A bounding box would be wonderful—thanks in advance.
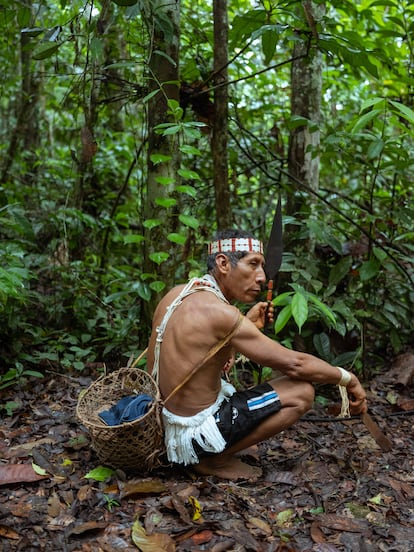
[149,251,170,265]
[329,256,352,287]
[179,214,199,229]
[155,197,177,208]
[179,144,201,156]
[261,26,278,65]
[291,292,308,333]
[313,332,331,360]
[167,232,186,245]
[143,219,162,229]
[123,234,145,244]
[154,176,175,186]
[351,108,382,133]
[274,304,292,335]
[359,259,380,281]
[307,294,337,326]
[32,42,61,60]
[150,154,172,165]
[176,185,196,198]
[389,100,414,125]
[177,168,201,180]
[84,466,115,482]
[149,281,166,293]
[360,98,385,111]
[272,291,293,307]
[367,138,384,159]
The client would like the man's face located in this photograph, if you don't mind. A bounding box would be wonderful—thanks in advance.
[225,252,266,303]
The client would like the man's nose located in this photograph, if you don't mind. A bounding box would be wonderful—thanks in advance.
[256,266,266,283]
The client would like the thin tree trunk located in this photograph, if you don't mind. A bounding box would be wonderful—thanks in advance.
[213,0,231,229]
[143,0,181,321]
[287,1,325,223]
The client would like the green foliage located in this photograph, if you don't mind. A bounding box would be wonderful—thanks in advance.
[0,0,412,384]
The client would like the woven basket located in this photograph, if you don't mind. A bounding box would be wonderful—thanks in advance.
[76,367,166,472]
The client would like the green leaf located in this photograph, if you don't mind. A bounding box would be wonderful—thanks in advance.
[351,108,382,133]
[22,370,44,379]
[367,138,384,159]
[313,332,331,361]
[359,259,380,281]
[167,232,186,245]
[307,294,337,326]
[143,218,162,229]
[389,100,414,125]
[32,462,48,476]
[123,234,145,244]
[272,291,293,307]
[155,197,177,208]
[261,26,278,65]
[176,185,197,198]
[32,42,61,60]
[329,257,352,287]
[291,292,308,333]
[274,304,292,335]
[84,466,115,482]
[179,144,201,156]
[149,280,166,293]
[150,153,172,165]
[149,252,170,265]
[154,176,175,186]
[179,214,199,229]
[142,89,161,103]
[177,168,201,180]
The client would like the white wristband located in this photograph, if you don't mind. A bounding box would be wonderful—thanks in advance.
[337,367,352,386]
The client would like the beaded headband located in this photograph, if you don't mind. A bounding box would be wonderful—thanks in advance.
[208,237,264,255]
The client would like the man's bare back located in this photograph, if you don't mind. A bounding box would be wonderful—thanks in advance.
[147,284,241,416]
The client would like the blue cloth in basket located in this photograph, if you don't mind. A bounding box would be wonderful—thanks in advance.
[99,394,153,425]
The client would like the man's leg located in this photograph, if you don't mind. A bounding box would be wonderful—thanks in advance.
[194,377,314,479]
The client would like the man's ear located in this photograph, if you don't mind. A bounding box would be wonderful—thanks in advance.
[215,253,231,273]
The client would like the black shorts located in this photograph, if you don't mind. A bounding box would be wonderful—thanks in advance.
[194,382,281,459]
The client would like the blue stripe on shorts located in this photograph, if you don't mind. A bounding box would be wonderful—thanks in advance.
[247,390,279,411]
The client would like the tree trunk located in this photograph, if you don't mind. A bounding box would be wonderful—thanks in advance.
[287,1,325,223]
[212,0,231,229]
[1,18,40,190]
[143,0,181,321]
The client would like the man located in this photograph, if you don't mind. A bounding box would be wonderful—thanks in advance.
[147,229,367,480]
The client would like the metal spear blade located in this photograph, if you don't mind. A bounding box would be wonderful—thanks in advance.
[265,195,283,283]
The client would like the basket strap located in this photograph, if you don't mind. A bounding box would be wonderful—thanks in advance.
[162,312,244,406]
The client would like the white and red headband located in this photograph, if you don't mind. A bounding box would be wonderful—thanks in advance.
[208,237,264,255]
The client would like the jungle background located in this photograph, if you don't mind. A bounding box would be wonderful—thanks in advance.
[1,1,414,551]
[1,0,413,383]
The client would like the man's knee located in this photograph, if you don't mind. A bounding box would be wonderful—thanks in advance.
[273,379,315,414]
[297,381,315,412]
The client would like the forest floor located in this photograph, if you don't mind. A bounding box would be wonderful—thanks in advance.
[1,354,413,552]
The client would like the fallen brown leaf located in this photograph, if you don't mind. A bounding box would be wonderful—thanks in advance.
[0,463,49,485]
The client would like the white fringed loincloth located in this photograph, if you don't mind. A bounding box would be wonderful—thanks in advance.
[162,379,236,465]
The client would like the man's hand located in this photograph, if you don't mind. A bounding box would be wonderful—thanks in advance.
[347,376,368,415]
[246,301,274,330]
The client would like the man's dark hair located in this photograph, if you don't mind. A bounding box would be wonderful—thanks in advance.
[207,228,258,271]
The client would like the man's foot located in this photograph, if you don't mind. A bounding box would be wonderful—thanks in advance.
[193,456,262,481]
[235,444,259,460]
